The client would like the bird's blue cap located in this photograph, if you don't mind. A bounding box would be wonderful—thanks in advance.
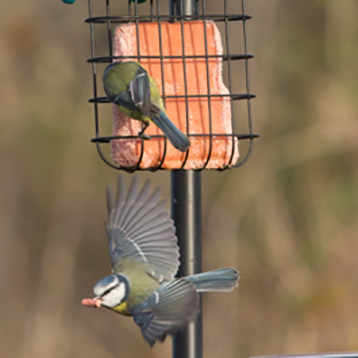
[93,275,119,296]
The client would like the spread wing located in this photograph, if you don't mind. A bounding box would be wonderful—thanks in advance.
[106,176,180,282]
[131,279,199,346]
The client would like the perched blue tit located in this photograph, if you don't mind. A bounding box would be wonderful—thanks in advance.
[82,176,239,346]
[102,61,191,152]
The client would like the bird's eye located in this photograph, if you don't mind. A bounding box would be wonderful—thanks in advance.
[93,275,120,297]
[101,286,115,297]
[98,282,126,308]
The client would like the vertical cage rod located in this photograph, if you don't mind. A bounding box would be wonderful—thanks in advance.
[179,18,190,168]
[224,0,236,168]
[128,0,132,16]
[234,0,254,168]
[133,0,146,171]
[200,0,213,169]
[150,0,154,18]
[156,0,169,166]
[105,0,113,57]
[88,0,110,167]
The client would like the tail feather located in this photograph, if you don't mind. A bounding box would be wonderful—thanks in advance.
[186,267,239,292]
[151,111,190,152]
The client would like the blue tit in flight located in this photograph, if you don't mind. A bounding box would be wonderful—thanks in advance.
[82,176,239,346]
[102,61,191,152]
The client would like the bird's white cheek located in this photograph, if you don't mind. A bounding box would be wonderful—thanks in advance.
[101,284,126,308]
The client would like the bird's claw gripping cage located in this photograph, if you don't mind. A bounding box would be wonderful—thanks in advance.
[86,0,258,172]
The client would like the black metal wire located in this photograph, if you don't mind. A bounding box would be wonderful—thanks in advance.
[179,15,190,168]
[106,0,113,57]
[199,0,213,169]
[87,54,254,62]
[224,0,235,168]
[88,0,114,169]
[156,0,169,167]
[89,93,256,103]
[150,0,154,18]
[85,14,251,23]
[91,133,258,142]
[232,0,255,168]
[86,0,258,172]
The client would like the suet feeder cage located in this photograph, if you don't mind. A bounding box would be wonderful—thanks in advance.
[85,0,258,172]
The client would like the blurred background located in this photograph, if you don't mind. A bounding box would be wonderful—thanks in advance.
[1,0,358,357]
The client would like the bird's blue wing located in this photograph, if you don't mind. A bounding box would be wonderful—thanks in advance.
[110,91,138,111]
[131,279,199,346]
[129,67,152,116]
[106,176,180,282]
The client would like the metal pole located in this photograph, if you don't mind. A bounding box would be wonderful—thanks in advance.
[171,170,202,358]
[174,0,198,18]
[170,1,201,357]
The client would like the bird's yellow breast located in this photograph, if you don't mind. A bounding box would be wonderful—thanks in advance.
[111,301,131,316]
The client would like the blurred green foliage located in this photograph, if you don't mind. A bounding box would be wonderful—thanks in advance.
[0,1,358,358]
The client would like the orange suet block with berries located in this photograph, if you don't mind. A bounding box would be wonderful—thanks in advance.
[110,21,239,169]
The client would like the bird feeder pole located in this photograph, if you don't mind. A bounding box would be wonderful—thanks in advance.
[171,0,198,18]
[170,0,203,356]
[171,170,203,358]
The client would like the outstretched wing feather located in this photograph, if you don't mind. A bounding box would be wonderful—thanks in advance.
[106,176,180,281]
[124,200,168,236]
[117,180,152,230]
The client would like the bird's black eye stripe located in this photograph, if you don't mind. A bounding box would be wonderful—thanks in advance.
[102,286,115,297]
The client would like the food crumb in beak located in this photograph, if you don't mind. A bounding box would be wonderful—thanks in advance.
[82,298,102,308]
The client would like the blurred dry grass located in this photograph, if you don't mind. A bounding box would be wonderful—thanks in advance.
[0,1,358,358]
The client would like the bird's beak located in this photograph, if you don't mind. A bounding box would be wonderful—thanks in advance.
[82,297,102,308]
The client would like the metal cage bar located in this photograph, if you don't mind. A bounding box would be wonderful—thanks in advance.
[155,0,169,167]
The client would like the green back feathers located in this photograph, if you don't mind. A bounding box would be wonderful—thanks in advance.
[103,61,140,100]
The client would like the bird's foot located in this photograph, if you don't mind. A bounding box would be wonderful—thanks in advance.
[138,131,151,140]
